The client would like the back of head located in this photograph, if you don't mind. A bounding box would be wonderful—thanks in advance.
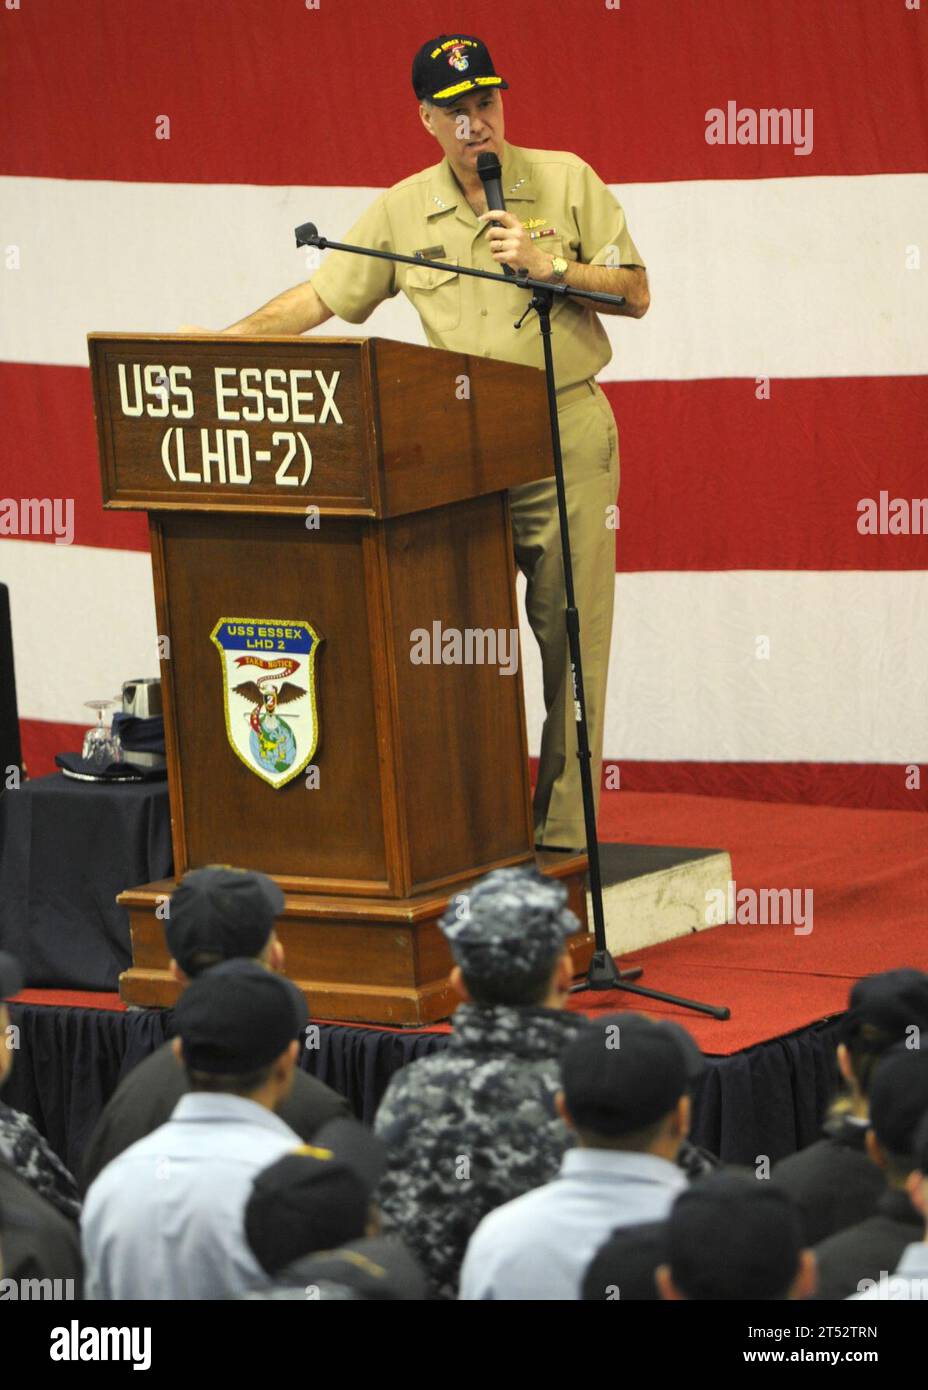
[841,969,928,1097]
[245,1119,387,1276]
[869,1044,928,1179]
[166,865,284,978]
[666,1173,803,1300]
[439,865,578,1007]
[174,957,307,1097]
[582,1221,666,1301]
[561,1013,695,1148]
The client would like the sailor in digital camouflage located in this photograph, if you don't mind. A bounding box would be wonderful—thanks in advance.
[373,865,582,1299]
[0,950,81,1222]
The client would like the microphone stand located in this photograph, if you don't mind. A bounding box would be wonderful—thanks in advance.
[295,223,729,1021]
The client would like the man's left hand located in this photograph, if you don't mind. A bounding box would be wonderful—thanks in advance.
[477,210,552,280]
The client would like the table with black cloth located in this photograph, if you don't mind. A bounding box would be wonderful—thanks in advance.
[0,774,172,991]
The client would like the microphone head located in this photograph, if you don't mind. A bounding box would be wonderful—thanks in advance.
[476,151,502,182]
[294,222,319,247]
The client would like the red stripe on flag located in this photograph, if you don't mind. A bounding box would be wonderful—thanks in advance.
[2,0,925,187]
[0,363,149,553]
[531,755,927,813]
[5,365,926,569]
[604,376,928,572]
[22,722,927,812]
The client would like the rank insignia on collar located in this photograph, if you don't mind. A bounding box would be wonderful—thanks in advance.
[211,616,323,789]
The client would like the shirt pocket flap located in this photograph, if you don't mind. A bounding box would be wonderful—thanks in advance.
[405,258,460,291]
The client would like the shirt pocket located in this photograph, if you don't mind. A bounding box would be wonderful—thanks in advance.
[403,257,462,333]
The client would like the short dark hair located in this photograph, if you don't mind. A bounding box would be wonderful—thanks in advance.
[845,1021,898,1095]
[184,1062,275,1096]
[574,1116,668,1153]
[459,946,561,1007]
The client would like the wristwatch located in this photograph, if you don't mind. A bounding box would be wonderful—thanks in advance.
[548,255,568,283]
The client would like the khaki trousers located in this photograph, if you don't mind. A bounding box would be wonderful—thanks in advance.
[508,381,620,847]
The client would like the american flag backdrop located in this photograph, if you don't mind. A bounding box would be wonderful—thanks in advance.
[2,0,926,810]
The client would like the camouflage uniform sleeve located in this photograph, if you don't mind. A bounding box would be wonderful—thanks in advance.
[0,1104,81,1221]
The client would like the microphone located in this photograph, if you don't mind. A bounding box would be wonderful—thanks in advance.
[476,151,514,278]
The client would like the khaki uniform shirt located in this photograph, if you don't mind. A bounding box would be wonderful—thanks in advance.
[311,140,645,390]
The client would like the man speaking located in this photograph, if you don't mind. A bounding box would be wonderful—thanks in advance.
[223,34,650,850]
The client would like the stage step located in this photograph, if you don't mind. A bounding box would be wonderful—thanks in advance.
[589,843,732,958]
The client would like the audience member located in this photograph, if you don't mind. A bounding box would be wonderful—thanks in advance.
[81,866,348,1191]
[814,1046,928,1299]
[582,1221,666,1301]
[0,953,82,1293]
[853,1110,928,1300]
[0,951,80,1220]
[656,1172,815,1301]
[82,959,308,1299]
[459,1012,692,1299]
[773,969,928,1243]
[240,1117,427,1298]
[374,867,583,1298]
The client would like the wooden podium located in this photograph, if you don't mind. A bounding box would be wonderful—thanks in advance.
[89,334,592,1023]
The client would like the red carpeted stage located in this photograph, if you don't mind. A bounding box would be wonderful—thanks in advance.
[7,791,926,1180]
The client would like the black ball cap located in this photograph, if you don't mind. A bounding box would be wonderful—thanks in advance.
[869,1045,928,1155]
[0,951,23,1000]
[412,35,508,107]
[245,1118,388,1275]
[667,1173,803,1300]
[166,866,285,976]
[174,958,308,1075]
[562,1013,694,1137]
[844,968,928,1040]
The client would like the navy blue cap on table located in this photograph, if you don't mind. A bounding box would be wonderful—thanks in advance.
[0,951,23,1000]
[869,1044,928,1155]
[173,957,307,1074]
[412,35,509,106]
[166,865,284,976]
[245,1118,387,1275]
[562,1013,695,1135]
[439,864,578,980]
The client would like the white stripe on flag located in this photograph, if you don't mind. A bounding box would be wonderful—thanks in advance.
[0,540,158,725]
[517,570,928,763]
[2,173,926,379]
[6,535,926,765]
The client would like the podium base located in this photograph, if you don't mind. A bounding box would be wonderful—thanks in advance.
[116,850,594,1026]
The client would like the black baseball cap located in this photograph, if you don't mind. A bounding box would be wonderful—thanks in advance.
[173,957,307,1075]
[166,866,285,976]
[412,35,508,107]
[582,1222,667,1301]
[561,1013,694,1137]
[843,968,928,1040]
[666,1173,804,1300]
[0,952,23,1000]
[245,1118,387,1275]
[869,1045,928,1155]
